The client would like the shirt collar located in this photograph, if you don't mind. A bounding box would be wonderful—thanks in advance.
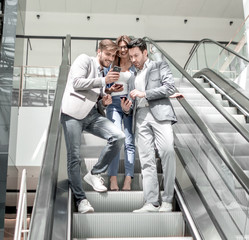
[94,57,104,75]
[135,58,150,73]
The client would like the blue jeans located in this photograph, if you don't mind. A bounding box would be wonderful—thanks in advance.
[106,96,135,177]
[61,107,125,205]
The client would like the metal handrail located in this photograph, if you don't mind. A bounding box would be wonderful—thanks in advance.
[184,38,249,71]
[14,169,29,240]
[174,183,202,240]
[28,34,71,240]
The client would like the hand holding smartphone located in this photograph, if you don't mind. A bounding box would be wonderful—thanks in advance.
[113,83,123,88]
[120,96,127,101]
[113,66,122,72]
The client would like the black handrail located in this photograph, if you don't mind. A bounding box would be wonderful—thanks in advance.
[143,36,249,196]
[28,35,71,240]
[184,38,249,70]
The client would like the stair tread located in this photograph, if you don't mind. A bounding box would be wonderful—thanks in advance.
[73,212,184,238]
[73,237,193,240]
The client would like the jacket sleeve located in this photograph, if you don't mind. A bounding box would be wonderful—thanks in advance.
[145,61,176,100]
[70,54,104,90]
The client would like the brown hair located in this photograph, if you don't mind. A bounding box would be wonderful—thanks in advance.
[98,39,118,52]
[113,35,131,67]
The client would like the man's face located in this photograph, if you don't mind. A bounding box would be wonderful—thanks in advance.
[97,49,116,68]
[129,47,148,70]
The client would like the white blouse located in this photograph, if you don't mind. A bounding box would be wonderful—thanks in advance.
[111,71,131,96]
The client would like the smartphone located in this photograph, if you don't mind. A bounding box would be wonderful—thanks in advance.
[114,83,123,88]
[120,96,127,101]
[113,66,122,72]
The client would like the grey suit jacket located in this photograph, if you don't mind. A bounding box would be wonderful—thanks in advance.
[61,54,105,119]
[128,60,177,133]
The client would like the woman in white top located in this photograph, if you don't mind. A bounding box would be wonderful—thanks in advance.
[106,35,135,191]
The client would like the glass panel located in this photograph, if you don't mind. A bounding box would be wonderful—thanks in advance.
[185,41,249,87]
[20,66,59,107]
[172,95,249,239]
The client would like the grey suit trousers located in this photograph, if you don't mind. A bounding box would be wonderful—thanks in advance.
[135,107,176,205]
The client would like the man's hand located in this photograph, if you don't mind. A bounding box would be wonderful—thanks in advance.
[169,93,184,99]
[105,83,124,94]
[105,69,120,84]
[102,94,112,106]
[121,98,132,112]
[130,89,146,100]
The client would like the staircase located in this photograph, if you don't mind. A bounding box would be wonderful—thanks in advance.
[70,132,193,239]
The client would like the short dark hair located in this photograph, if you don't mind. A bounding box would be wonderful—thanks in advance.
[127,38,147,53]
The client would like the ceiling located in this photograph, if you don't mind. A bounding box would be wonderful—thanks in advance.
[27,0,244,19]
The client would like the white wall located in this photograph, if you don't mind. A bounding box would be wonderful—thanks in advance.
[15,107,52,166]
[23,12,244,67]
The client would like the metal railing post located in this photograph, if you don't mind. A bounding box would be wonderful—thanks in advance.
[14,169,29,240]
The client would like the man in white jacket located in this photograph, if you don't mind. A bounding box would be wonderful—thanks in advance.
[61,39,125,214]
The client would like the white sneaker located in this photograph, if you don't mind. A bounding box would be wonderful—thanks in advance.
[78,199,94,214]
[159,202,172,212]
[133,203,160,213]
[84,172,107,192]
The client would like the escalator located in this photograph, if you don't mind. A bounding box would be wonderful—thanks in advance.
[27,35,249,240]
[183,39,249,177]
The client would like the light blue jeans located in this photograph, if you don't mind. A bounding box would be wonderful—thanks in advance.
[106,96,135,177]
[61,107,125,205]
[136,107,175,205]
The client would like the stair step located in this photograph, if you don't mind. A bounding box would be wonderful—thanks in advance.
[203,114,245,124]
[73,237,193,240]
[83,191,144,212]
[178,87,215,94]
[175,77,205,86]
[191,106,237,115]
[73,212,185,239]
[173,122,237,134]
[182,99,230,107]
[174,107,245,124]
[180,93,223,101]
[83,191,176,213]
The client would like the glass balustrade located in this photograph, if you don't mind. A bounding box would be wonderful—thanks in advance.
[184,39,249,86]
[13,66,59,106]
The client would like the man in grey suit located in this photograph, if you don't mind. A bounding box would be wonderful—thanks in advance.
[61,39,125,214]
[121,38,180,213]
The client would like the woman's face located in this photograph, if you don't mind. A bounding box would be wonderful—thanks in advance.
[118,40,129,59]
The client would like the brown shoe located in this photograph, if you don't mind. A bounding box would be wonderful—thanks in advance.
[122,176,132,191]
[109,176,119,191]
